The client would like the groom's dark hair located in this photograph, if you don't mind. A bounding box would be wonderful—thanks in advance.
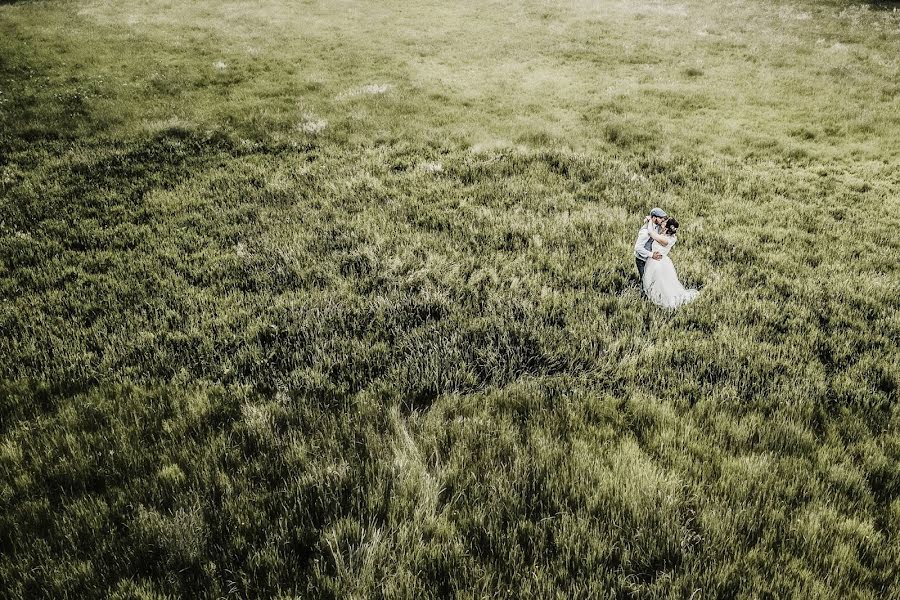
[665,218,679,235]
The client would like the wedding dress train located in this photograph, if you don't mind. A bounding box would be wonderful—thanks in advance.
[642,237,699,309]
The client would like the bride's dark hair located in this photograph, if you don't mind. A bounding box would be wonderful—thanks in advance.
[665,217,679,235]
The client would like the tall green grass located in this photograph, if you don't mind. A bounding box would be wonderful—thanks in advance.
[1,0,899,597]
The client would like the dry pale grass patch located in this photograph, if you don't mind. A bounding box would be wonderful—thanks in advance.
[297,115,328,134]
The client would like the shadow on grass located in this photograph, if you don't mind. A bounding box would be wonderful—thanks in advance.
[866,0,900,10]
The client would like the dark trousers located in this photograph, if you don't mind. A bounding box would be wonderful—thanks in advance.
[635,257,647,280]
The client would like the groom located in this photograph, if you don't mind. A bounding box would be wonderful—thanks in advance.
[634,207,667,280]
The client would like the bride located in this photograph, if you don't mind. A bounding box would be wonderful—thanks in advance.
[642,217,699,309]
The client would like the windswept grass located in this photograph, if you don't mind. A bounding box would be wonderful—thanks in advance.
[1,0,899,597]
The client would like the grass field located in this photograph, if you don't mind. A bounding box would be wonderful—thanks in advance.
[1,0,899,597]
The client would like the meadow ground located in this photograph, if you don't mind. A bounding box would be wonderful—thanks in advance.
[1,0,899,597]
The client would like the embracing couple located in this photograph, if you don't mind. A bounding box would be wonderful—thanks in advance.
[634,207,699,309]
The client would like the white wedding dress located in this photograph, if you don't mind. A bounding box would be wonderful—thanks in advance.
[642,236,699,309]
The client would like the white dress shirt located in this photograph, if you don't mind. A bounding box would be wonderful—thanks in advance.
[634,222,659,260]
